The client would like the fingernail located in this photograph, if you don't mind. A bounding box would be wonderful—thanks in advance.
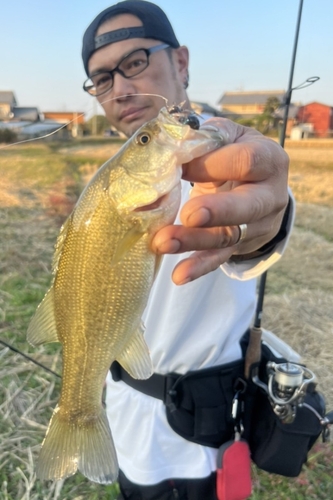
[155,238,181,254]
[177,277,192,286]
[187,207,211,226]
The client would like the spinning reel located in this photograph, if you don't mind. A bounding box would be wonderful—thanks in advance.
[253,361,316,424]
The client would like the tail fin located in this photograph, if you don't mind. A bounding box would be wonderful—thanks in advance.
[36,405,118,484]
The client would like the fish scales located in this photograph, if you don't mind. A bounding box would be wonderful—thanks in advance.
[27,107,225,484]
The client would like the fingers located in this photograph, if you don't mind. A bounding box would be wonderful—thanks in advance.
[180,183,288,229]
[151,118,290,285]
[183,128,289,185]
[151,224,242,255]
[151,208,283,258]
[171,248,236,285]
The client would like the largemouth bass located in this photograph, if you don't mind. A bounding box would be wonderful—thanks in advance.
[27,107,225,484]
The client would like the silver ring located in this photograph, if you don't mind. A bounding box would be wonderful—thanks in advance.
[237,223,248,244]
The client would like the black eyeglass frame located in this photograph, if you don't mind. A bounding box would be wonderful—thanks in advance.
[83,43,170,96]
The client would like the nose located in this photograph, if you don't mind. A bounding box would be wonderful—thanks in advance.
[112,71,137,99]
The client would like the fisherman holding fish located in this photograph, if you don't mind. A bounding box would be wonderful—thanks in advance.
[84,1,293,498]
[28,1,293,498]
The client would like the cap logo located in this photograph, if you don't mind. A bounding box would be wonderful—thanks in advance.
[95,27,146,50]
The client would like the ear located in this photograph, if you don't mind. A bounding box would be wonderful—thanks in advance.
[172,46,189,84]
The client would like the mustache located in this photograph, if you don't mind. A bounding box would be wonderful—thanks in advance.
[99,92,169,107]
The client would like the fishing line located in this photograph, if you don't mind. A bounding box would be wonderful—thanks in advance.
[0,93,169,150]
[0,338,61,378]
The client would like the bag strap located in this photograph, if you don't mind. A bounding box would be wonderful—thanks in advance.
[110,355,247,402]
[110,361,166,400]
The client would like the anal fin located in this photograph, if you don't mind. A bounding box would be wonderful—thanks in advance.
[116,323,153,379]
[27,287,59,346]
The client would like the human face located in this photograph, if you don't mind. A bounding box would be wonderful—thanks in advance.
[88,14,189,137]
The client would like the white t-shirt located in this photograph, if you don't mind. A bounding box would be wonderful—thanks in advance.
[105,180,294,485]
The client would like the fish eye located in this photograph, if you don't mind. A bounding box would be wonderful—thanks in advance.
[186,114,200,130]
[135,132,151,146]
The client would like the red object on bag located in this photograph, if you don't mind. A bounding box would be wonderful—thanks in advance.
[216,438,252,500]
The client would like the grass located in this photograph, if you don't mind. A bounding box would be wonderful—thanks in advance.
[0,138,333,499]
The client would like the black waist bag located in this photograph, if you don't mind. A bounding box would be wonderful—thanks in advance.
[241,340,326,477]
[111,336,327,476]
[164,359,245,448]
[247,387,325,477]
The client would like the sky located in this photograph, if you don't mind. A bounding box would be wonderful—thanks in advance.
[1,0,332,120]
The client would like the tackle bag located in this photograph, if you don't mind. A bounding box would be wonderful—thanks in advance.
[111,332,328,477]
[240,338,327,477]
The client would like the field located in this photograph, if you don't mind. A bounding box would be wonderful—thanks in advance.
[0,137,333,499]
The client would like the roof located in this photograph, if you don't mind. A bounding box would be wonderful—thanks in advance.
[298,101,333,109]
[12,107,40,122]
[274,104,300,120]
[43,111,85,124]
[0,119,62,136]
[190,101,240,120]
[218,90,285,106]
[0,91,17,106]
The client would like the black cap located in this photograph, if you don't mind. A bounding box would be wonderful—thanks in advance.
[82,1,180,75]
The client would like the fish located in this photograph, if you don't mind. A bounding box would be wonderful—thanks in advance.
[27,106,225,484]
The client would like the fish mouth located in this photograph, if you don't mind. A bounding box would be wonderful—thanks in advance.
[134,194,168,212]
[133,184,180,213]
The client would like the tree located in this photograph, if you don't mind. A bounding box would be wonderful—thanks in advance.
[263,96,281,116]
[85,114,110,135]
[256,96,281,135]
[0,128,17,143]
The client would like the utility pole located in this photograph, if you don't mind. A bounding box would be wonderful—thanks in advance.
[92,98,97,136]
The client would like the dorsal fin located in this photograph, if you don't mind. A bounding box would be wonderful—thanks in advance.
[52,217,71,274]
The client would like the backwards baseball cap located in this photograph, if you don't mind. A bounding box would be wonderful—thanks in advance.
[82,0,180,75]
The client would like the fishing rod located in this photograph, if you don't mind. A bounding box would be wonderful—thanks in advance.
[0,338,61,378]
[254,0,319,329]
[245,0,319,380]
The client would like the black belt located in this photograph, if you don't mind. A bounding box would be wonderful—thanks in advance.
[110,361,167,401]
[110,357,246,406]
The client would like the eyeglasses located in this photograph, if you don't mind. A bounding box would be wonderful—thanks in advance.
[83,43,170,96]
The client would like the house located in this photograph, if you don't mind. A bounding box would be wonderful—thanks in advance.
[0,91,17,120]
[191,101,241,121]
[43,111,85,125]
[12,107,40,122]
[273,103,300,138]
[43,111,85,137]
[218,90,285,117]
[296,102,333,138]
[0,90,86,140]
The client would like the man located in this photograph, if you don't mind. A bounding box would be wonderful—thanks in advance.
[82,2,292,498]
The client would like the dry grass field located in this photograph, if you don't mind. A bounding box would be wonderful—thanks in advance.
[0,137,332,499]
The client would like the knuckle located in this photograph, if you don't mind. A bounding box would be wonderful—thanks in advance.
[215,226,235,248]
[234,144,258,177]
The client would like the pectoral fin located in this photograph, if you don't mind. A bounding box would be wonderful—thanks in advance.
[116,323,153,379]
[27,287,59,346]
[111,227,144,266]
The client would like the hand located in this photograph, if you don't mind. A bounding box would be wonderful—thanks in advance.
[151,118,290,285]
